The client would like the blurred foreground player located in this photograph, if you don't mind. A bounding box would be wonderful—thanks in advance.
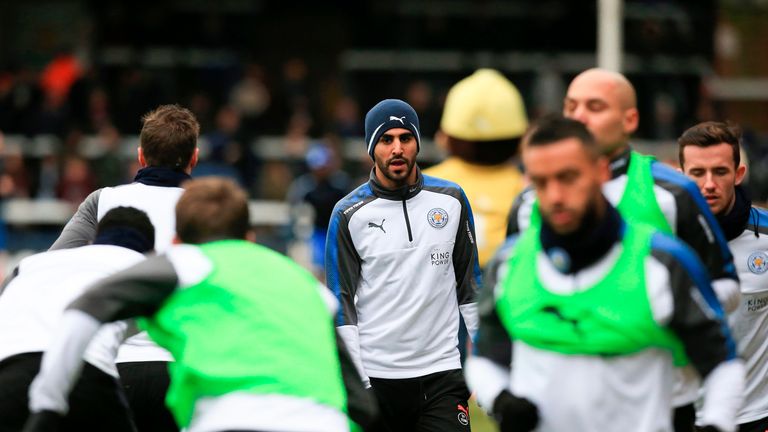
[0,207,154,432]
[24,178,376,432]
[468,116,744,432]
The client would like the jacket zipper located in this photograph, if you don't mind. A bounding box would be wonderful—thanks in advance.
[402,199,413,242]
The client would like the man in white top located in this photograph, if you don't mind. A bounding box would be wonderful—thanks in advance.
[48,104,200,431]
[326,99,480,431]
[0,206,154,432]
[679,121,768,432]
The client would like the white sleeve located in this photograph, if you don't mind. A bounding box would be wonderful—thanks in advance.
[465,355,510,412]
[712,278,741,313]
[459,302,479,341]
[698,359,745,432]
[28,310,103,414]
[316,283,339,315]
[337,324,370,388]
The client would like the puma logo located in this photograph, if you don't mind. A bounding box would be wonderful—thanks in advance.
[389,116,405,125]
[368,219,386,233]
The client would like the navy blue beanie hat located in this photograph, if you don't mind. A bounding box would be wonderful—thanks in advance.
[364,99,421,160]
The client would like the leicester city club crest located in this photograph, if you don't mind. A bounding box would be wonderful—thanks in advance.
[427,208,449,229]
[748,251,768,274]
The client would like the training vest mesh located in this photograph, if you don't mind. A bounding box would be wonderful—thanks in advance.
[141,240,347,426]
[529,152,672,234]
[497,223,688,365]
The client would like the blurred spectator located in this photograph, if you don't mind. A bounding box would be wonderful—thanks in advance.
[56,155,96,204]
[91,124,126,188]
[0,132,9,279]
[405,80,440,137]
[187,91,214,132]
[3,149,31,198]
[39,51,82,102]
[284,110,313,159]
[331,96,363,138]
[194,105,258,188]
[36,154,60,199]
[287,142,351,277]
[532,64,567,118]
[258,161,294,201]
[282,58,310,113]
[0,71,14,133]
[114,68,160,133]
[229,63,271,134]
[32,92,70,137]
[86,88,112,133]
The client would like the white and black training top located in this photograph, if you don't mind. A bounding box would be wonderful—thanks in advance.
[49,182,184,363]
[326,168,481,382]
[0,244,146,377]
[726,206,768,424]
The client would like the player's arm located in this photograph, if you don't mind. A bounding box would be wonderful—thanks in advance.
[653,163,740,312]
[25,255,180,426]
[651,234,744,432]
[314,282,378,430]
[0,265,18,297]
[453,188,481,339]
[465,237,539,432]
[325,203,368,387]
[48,189,102,250]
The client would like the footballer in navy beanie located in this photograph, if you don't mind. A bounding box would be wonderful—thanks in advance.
[364,99,421,160]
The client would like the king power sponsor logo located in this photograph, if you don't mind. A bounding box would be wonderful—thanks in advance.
[431,250,451,266]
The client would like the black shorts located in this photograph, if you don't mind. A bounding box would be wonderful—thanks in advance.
[369,369,471,432]
[738,415,768,432]
[0,352,135,432]
[117,361,179,432]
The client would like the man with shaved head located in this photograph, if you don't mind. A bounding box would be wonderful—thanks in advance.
[507,69,739,432]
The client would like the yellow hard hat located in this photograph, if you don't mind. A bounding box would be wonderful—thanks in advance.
[440,69,528,141]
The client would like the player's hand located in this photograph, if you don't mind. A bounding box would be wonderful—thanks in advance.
[493,390,539,432]
[22,410,61,432]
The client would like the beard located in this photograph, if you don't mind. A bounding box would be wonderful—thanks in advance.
[375,155,416,187]
[542,187,604,235]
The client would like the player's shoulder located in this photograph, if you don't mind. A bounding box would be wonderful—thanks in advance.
[422,173,463,192]
[647,229,707,277]
[747,206,768,235]
[648,160,701,201]
[332,181,376,219]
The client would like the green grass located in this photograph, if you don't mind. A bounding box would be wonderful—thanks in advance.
[469,398,499,432]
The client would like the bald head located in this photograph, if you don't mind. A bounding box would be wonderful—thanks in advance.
[563,68,639,157]
[570,68,637,109]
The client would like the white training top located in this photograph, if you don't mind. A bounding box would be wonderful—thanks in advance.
[0,245,145,376]
[726,208,768,423]
[98,183,184,363]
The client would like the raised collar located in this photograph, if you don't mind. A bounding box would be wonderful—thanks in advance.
[368,166,423,200]
[608,147,633,179]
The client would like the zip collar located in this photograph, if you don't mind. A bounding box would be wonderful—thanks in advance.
[608,147,633,179]
[368,166,423,201]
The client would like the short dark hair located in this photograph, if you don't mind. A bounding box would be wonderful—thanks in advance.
[176,177,250,244]
[523,114,598,158]
[96,206,155,253]
[140,104,200,169]
[678,121,741,167]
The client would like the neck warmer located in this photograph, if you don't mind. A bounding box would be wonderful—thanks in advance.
[717,185,751,241]
[93,227,153,253]
[134,166,192,188]
[540,199,622,274]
